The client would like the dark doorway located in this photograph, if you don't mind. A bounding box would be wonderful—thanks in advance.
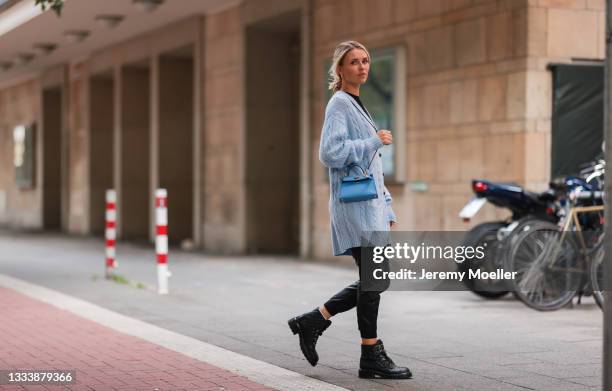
[158,45,194,244]
[120,61,150,240]
[42,87,62,230]
[245,10,301,254]
[89,71,114,235]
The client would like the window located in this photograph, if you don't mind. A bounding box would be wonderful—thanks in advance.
[323,45,405,182]
[14,123,36,189]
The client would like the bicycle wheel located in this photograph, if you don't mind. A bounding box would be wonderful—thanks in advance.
[501,217,551,271]
[590,243,604,310]
[502,217,554,300]
[507,221,584,311]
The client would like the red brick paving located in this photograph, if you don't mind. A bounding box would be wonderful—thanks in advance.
[0,287,275,391]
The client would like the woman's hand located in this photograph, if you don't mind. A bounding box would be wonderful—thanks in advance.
[377,130,393,145]
[390,221,396,230]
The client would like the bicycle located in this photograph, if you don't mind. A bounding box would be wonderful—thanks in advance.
[504,190,604,311]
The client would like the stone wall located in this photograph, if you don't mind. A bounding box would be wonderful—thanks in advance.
[310,0,605,260]
[312,0,532,259]
[202,7,246,253]
[67,62,90,234]
[0,0,605,261]
[523,0,605,188]
[0,80,42,229]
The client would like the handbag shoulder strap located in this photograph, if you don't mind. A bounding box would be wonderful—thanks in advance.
[344,92,381,173]
[345,147,379,176]
[366,147,378,171]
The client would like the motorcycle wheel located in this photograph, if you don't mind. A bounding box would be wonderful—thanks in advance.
[458,221,510,299]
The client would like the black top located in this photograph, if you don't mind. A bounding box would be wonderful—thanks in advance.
[346,92,372,120]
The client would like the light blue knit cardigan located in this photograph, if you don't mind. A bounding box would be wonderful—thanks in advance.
[319,90,397,256]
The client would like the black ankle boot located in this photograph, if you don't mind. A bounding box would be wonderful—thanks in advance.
[359,339,412,379]
[288,308,332,366]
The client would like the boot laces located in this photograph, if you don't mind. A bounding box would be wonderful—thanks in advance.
[372,344,395,369]
[314,323,329,337]
[381,350,395,368]
[313,319,330,336]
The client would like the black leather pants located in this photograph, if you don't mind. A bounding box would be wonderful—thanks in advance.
[323,247,390,339]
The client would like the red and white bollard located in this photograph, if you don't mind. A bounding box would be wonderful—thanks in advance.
[105,189,118,278]
[155,189,170,294]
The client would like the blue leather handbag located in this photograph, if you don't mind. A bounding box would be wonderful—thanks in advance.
[339,152,379,203]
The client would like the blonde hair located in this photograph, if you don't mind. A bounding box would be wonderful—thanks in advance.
[327,40,371,92]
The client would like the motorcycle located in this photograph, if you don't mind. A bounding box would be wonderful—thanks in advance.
[457,160,604,300]
[457,180,560,299]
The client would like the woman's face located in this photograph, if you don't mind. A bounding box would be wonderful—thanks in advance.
[339,48,369,86]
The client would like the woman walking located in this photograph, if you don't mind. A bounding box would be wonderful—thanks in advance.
[288,40,411,380]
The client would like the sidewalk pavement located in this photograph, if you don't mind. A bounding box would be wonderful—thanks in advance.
[0,274,346,391]
[0,231,604,391]
[0,285,275,391]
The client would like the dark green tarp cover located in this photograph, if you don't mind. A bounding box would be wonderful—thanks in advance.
[551,64,603,179]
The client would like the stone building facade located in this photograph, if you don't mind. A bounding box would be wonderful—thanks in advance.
[0,0,605,261]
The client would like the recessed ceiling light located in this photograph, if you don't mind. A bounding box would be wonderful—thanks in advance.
[15,53,34,65]
[95,15,124,29]
[132,0,164,13]
[33,43,57,56]
[64,30,90,43]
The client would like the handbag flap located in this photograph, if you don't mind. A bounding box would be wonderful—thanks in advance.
[341,174,373,183]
